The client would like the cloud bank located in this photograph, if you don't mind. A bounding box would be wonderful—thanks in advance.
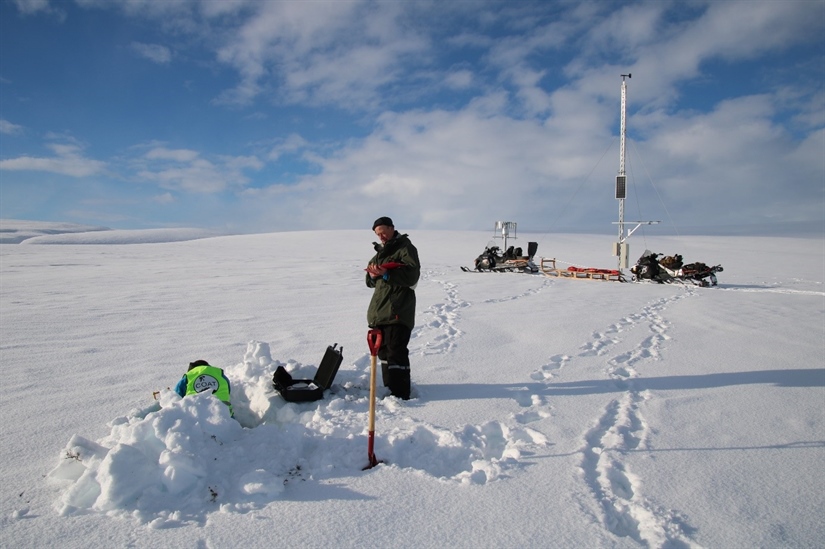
[1,0,822,234]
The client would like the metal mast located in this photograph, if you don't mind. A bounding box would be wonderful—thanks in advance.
[612,73,659,271]
[617,74,629,254]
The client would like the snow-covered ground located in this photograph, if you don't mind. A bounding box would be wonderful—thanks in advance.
[1,220,823,548]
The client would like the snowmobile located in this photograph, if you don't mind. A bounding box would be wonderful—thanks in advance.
[631,250,723,287]
[462,241,539,273]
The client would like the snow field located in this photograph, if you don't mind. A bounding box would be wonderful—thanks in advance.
[1,225,823,548]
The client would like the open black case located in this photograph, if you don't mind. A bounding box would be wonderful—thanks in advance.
[272,343,344,402]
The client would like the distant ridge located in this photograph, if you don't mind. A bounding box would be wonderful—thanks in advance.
[0,220,221,245]
[0,219,111,244]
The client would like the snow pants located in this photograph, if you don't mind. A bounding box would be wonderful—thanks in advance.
[376,324,411,400]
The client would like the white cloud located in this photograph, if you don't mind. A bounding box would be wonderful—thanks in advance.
[443,69,474,90]
[138,158,229,194]
[11,0,51,15]
[265,99,585,229]
[11,0,67,20]
[220,155,264,172]
[361,173,427,198]
[130,42,172,64]
[145,147,199,162]
[267,134,309,161]
[0,142,105,177]
[0,119,24,134]
[697,1,823,61]
[785,128,825,182]
[137,149,263,194]
[7,1,822,233]
[75,0,193,18]
[153,192,176,204]
[570,1,825,108]
[214,0,429,107]
[242,70,823,232]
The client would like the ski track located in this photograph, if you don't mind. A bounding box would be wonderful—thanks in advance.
[513,285,703,548]
[719,286,824,297]
[410,271,703,547]
[411,269,470,356]
[577,290,702,548]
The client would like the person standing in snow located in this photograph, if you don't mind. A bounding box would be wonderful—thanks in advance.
[365,216,420,400]
[175,360,234,416]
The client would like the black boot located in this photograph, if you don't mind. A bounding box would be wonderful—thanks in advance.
[386,365,410,400]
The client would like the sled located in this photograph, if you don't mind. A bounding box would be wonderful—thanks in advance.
[666,264,723,287]
[540,257,625,282]
[630,251,722,287]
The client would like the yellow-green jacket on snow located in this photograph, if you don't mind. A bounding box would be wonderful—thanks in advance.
[177,364,233,416]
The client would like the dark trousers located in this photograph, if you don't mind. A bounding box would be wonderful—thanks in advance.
[376,324,411,399]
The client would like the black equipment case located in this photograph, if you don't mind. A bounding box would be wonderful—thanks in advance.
[272,343,344,402]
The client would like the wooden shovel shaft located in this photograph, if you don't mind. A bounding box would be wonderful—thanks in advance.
[365,328,383,468]
[368,353,377,432]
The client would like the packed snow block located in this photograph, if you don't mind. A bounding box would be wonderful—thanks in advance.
[272,343,343,402]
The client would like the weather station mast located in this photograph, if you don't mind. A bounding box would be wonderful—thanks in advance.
[612,73,659,271]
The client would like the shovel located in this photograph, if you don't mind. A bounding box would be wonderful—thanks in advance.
[364,328,383,470]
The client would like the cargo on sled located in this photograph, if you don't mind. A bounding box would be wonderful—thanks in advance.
[539,258,625,282]
[631,251,723,287]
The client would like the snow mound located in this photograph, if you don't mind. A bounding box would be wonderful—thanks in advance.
[21,227,223,245]
[47,340,546,526]
[0,219,110,244]
[1,219,224,244]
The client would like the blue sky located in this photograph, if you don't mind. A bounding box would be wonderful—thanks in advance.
[1,0,823,235]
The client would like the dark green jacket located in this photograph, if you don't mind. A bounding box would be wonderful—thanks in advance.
[366,232,420,329]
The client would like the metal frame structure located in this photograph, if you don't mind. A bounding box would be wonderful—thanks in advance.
[612,74,658,270]
[493,221,517,251]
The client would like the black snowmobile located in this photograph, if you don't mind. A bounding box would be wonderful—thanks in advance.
[462,241,539,273]
[631,250,723,287]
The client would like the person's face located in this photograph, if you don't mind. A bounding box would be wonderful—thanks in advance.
[374,225,394,243]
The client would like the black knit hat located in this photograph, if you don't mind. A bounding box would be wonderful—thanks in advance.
[372,216,394,230]
[188,359,210,370]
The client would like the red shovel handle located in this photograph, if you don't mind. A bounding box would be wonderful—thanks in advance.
[367,329,383,356]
